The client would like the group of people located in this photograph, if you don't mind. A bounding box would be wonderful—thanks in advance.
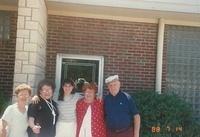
[1,75,140,137]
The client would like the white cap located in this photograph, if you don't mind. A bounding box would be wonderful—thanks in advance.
[105,75,119,84]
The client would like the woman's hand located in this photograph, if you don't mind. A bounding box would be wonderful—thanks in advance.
[29,117,41,134]
[1,128,7,137]
[32,125,41,134]
[31,95,40,104]
[96,93,103,102]
[1,120,7,137]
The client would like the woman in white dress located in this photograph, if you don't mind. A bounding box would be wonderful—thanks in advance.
[1,84,32,137]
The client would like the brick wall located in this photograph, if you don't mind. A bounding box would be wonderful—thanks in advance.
[47,15,158,92]
[0,11,17,98]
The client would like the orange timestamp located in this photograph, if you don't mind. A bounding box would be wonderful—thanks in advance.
[151,126,183,133]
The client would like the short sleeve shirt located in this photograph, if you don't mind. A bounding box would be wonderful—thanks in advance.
[104,91,139,130]
[57,93,81,122]
[27,98,59,137]
[2,103,28,137]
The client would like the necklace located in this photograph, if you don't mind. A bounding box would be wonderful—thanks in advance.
[44,99,56,125]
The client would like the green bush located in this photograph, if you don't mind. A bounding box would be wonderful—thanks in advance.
[132,91,200,137]
[0,91,7,116]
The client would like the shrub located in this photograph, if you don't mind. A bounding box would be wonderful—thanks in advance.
[0,91,7,116]
[132,91,200,137]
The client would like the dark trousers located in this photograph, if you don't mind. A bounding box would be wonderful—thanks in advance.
[107,127,134,137]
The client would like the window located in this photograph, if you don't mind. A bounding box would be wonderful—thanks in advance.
[55,54,104,98]
[0,11,10,41]
[166,26,200,121]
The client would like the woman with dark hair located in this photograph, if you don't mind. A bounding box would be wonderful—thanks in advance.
[76,82,106,137]
[55,79,81,137]
[27,79,59,137]
[58,79,75,100]
[31,79,83,137]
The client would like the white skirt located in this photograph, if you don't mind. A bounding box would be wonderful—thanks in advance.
[55,121,77,137]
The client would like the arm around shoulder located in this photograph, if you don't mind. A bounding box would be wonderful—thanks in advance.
[31,95,40,104]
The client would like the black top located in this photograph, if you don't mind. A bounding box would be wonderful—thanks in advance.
[27,98,59,137]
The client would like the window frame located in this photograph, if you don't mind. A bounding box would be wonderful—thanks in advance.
[55,54,104,98]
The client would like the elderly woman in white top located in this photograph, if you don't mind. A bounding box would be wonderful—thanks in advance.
[1,84,32,137]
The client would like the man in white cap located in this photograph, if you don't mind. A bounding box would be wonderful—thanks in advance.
[104,75,140,137]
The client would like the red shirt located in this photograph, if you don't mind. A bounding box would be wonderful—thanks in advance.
[76,98,106,137]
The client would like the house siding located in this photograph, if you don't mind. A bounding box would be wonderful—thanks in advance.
[0,12,198,98]
[47,15,158,92]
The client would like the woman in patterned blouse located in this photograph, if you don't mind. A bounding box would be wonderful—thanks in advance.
[76,82,106,137]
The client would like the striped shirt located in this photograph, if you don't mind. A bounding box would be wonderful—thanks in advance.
[57,93,82,122]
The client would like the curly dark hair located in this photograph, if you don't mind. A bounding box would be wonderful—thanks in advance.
[37,79,55,96]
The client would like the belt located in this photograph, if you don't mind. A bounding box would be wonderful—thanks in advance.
[109,127,132,133]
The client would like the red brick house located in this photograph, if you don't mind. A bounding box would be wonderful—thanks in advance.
[0,0,200,120]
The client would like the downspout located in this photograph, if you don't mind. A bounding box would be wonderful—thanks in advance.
[155,18,165,94]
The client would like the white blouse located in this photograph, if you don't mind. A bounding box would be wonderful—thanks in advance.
[79,105,92,137]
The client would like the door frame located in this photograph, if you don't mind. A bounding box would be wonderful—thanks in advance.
[55,54,104,98]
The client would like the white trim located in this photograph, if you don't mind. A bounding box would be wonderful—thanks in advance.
[155,18,165,94]
[55,54,63,99]
[165,20,200,27]
[55,54,104,98]
[48,0,200,14]
[47,1,200,25]
[48,10,200,26]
